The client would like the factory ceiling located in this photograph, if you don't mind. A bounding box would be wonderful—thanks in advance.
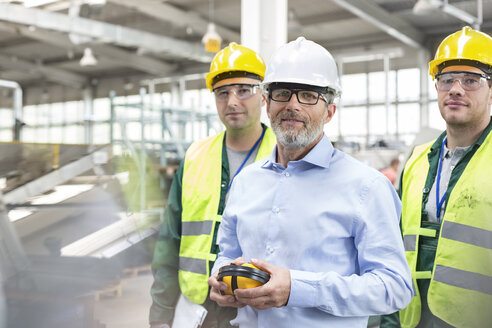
[0,0,489,105]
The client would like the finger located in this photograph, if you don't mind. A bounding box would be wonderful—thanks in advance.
[207,276,229,291]
[250,258,272,273]
[235,294,271,309]
[234,285,267,299]
[211,291,246,308]
[232,257,246,265]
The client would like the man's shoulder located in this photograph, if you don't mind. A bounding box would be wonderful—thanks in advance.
[185,133,225,159]
[190,132,223,147]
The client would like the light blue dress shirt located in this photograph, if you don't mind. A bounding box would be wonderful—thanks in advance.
[213,135,413,328]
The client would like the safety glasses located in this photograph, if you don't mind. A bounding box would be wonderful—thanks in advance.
[213,83,260,102]
[435,71,491,92]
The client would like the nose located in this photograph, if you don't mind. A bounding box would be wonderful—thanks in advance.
[286,92,302,109]
[448,79,465,95]
[226,91,241,107]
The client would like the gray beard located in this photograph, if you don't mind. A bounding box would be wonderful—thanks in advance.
[271,110,326,149]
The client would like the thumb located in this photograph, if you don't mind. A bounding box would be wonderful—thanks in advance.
[250,258,272,273]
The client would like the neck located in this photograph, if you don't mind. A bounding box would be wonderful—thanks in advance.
[225,124,263,151]
[446,117,490,149]
[276,134,322,168]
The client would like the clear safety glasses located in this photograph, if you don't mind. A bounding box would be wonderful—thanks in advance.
[213,83,260,102]
[435,71,491,92]
[270,88,328,105]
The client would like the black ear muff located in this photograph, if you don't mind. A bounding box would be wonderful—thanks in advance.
[217,263,270,295]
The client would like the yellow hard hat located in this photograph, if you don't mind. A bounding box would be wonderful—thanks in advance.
[429,26,492,79]
[205,42,266,91]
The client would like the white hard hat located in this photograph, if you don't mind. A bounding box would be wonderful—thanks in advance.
[263,37,342,95]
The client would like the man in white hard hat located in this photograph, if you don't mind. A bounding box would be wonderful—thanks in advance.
[208,37,413,327]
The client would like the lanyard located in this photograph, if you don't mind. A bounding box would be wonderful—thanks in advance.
[436,137,447,221]
[226,128,266,194]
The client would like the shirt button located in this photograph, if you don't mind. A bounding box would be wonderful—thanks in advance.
[267,247,274,253]
[285,172,290,177]
[273,207,280,213]
[221,182,226,188]
[423,187,430,193]
[450,165,455,170]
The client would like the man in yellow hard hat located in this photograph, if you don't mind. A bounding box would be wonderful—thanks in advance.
[208,37,413,327]
[149,43,276,328]
[380,26,492,328]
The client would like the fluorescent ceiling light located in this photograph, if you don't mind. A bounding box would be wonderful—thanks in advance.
[413,0,439,15]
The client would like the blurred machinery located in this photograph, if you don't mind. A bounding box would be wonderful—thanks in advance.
[0,80,220,326]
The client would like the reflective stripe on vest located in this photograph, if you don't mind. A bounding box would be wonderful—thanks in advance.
[178,128,276,304]
[182,220,214,236]
[433,265,492,295]
[440,220,492,250]
[399,133,492,328]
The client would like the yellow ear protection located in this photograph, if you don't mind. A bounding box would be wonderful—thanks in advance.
[217,263,270,295]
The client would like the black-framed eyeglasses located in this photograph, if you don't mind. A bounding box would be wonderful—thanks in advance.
[435,71,491,91]
[270,88,328,105]
[213,83,260,102]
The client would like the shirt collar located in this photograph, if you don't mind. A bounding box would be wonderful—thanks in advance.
[262,134,334,169]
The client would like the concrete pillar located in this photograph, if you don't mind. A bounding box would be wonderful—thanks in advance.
[418,48,431,129]
[241,0,287,63]
[171,78,185,141]
[366,72,370,147]
[83,87,94,144]
[337,59,344,140]
[384,54,390,136]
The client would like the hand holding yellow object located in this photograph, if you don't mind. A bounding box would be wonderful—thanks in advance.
[217,263,270,295]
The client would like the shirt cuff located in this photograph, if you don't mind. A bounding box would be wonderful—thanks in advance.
[286,269,319,308]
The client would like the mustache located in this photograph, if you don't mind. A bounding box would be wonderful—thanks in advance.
[276,111,308,124]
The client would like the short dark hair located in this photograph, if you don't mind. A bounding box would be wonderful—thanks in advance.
[211,71,262,88]
[437,59,492,76]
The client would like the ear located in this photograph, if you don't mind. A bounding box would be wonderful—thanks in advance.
[489,86,492,106]
[324,103,336,124]
[261,93,267,107]
[265,98,272,119]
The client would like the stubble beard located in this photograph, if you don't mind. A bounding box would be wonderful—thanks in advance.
[271,110,326,149]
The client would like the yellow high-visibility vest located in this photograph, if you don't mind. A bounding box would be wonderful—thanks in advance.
[179,128,276,304]
[399,133,492,328]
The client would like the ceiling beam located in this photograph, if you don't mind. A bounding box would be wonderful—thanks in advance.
[298,10,356,26]
[0,23,177,76]
[107,0,240,42]
[90,44,177,76]
[0,53,88,88]
[0,3,213,63]
[331,0,425,48]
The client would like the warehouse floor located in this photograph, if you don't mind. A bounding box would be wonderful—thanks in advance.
[94,273,153,328]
